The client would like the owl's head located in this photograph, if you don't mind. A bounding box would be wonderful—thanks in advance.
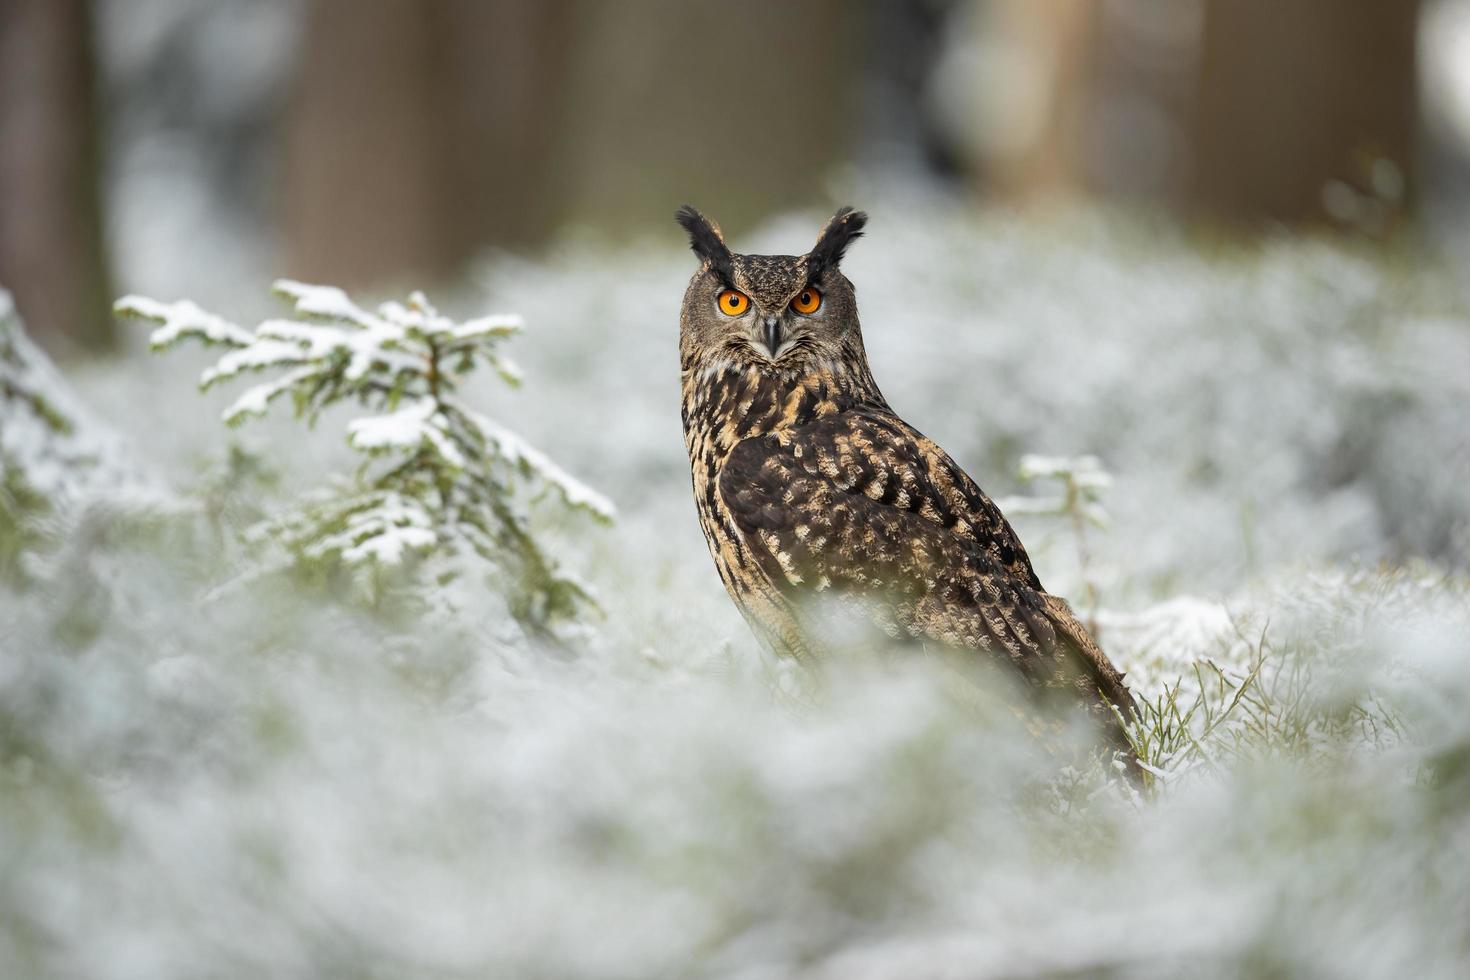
[676,205,868,375]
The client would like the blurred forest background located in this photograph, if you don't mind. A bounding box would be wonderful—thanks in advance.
[3,0,1469,357]
[9,5,1470,976]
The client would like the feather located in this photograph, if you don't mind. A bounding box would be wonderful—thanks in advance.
[805,206,868,280]
[674,204,735,284]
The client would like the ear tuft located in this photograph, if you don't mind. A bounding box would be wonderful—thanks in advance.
[675,205,734,281]
[806,206,868,280]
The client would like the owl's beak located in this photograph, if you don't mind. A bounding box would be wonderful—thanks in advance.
[762,315,783,357]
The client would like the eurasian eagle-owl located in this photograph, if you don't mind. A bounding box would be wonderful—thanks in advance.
[676,205,1137,744]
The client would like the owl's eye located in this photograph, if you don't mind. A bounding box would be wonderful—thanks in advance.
[790,287,822,315]
[717,289,750,316]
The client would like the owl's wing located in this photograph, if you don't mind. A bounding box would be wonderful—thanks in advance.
[718,409,1135,719]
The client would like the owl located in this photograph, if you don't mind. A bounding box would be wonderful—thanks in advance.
[676,205,1138,750]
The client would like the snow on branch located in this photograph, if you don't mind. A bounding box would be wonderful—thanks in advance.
[116,281,613,629]
[114,294,254,349]
[994,452,1113,634]
[3,289,164,577]
[464,408,617,522]
[997,453,1112,529]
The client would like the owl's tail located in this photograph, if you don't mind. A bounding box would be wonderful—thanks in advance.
[1040,593,1142,774]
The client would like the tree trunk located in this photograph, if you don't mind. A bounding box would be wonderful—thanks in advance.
[0,0,113,354]
[283,0,860,284]
[282,0,575,288]
[544,0,860,238]
[1188,0,1420,231]
[967,0,1421,231]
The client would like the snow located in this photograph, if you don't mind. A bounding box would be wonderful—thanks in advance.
[347,397,466,469]
[201,338,309,385]
[9,201,1470,978]
[272,278,376,327]
[114,294,254,348]
[1094,595,1240,695]
[993,454,1112,526]
[250,315,419,382]
[486,352,524,386]
[221,365,318,423]
[1,289,165,513]
[325,494,438,565]
[465,405,617,522]
[453,314,524,341]
[1018,453,1113,491]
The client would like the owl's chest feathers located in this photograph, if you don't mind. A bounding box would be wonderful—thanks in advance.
[681,362,865,597]
[682,365,823,458]
[682,362,865,476]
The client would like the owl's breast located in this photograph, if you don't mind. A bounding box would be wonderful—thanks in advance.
[682,363,854,462]
[681,365,851,654]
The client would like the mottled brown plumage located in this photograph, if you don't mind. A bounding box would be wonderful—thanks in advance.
[676,205,1137,748]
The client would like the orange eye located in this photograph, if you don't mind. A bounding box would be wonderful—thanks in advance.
[791,287,822,315]
[717,289,749,316]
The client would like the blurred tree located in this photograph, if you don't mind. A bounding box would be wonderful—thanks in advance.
[954,1,1101,203]
[960,0,1420,232]
[545,0,858,240]
[1189,0,1419,232]
[0,0,113,353]
[283,0,576,287]
[283,0,861,287]
[856,0,962,177]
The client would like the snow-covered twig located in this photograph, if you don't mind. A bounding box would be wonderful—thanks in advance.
[996,453,1112,631]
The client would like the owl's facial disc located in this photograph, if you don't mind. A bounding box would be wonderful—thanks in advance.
[713,274,801,360]
[678,206,868,372]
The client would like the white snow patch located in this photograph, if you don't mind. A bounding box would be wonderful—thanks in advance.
[347,398,466,469]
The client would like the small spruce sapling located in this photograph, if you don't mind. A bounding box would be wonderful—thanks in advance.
[994,454,1111,634]
[115,281,614,629]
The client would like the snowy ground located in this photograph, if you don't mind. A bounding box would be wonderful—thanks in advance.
[4,197,1470,978]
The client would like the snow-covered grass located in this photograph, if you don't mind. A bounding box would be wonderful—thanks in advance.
[3,199,1470,978]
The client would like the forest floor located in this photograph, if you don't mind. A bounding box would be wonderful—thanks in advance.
[4,199,1470,978]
